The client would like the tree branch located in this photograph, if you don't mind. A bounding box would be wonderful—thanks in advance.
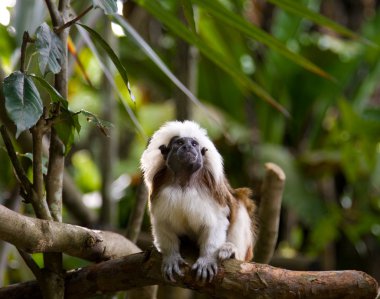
[20,32,34,73]
[55,5,93,34]
[44,0,61,26]
[31,116,52,221]
[46,128,64,222]
[0,126,33,195]
[0,204,140,261]
[17,249,42,281]
[254,162,285,263]
[0,249,377,299]
[1,125,52,219]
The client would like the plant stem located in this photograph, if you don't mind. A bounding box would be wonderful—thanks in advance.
[55,5,94,34]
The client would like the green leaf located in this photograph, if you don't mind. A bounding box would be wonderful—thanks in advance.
[191,0,333,80]
[77,23,134,103]
[112,15,205,110]
[3,71,43,138]
[133,1,289,117]
[92,0,117,15]
[55,110,80,155]
[267,0,366,43]
[80,110,113,136]
[29,74,68,109]
[35,22,65,75]
[181,0,196,33]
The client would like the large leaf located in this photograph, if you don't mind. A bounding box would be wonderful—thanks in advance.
[77,23,134,103]
[92,0,117,15]
[191,0,333,80]
[133,1,289,117]
[75,24,145,137]
[3,71,43,138]
[30,74,68,109]
[35,22,65,75]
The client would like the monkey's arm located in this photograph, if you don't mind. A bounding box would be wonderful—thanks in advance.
[152,221,188,282]
[192,222,227,282]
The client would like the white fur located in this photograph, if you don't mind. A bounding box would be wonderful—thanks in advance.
[151,185,229,256]
[140,120,224,192]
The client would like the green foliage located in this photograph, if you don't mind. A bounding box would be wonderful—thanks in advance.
[92,0,117,15]
[30,74,68,108]
[266,0,361,41]
[77,23,135,103]
[1,0,380,284]
[71,150,101,193]
[35,22,65,75]
[3,71,43,138]
[136,0,289,116]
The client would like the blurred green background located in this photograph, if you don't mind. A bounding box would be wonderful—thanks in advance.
[0,0,380,292]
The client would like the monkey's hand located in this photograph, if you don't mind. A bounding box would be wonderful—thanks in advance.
[162,253,188,282]
[192,256,218,282]
[218,242,237,260]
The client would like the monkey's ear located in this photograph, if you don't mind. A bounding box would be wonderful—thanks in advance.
[159,145,170,159]
[201,147,208,155]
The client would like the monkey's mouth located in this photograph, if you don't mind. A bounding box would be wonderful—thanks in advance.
[178,151,198,163]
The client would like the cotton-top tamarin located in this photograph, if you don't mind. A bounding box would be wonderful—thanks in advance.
[140,120,256,282]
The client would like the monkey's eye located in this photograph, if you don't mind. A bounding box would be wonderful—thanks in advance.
[191,141,198,146]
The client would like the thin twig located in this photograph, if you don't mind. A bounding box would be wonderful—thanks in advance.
[17,249,41,281]
[20,32,34,73]
[1,124,52,220]
[0,125,33,194]
[55,5,93,34]
[45,0,61,26]
[46,128,64,222]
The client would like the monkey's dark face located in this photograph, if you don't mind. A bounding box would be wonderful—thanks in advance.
[159,136,207,175]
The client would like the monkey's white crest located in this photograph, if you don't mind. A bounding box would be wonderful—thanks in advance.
[140,120,224,190]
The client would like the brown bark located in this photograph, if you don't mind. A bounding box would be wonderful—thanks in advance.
[0,249,377,299]
[254,162,285,264]
[0,205,139,261]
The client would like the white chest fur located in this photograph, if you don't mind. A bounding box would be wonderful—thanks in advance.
[150,186,229,240]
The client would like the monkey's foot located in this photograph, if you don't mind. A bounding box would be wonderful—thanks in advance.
[192,256,218,282]
[218,242,237,260]
[162,253,188,282]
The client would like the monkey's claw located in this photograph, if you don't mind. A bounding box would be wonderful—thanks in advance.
[162,254,188,282]
[192,256,218,282]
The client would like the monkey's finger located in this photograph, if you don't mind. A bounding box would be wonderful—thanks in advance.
[212,264,218,277]
[208,266,217,283]
[166,270,176,282]
[199,267,209,282]
[173,263,184,277]
[163,266,176,282]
